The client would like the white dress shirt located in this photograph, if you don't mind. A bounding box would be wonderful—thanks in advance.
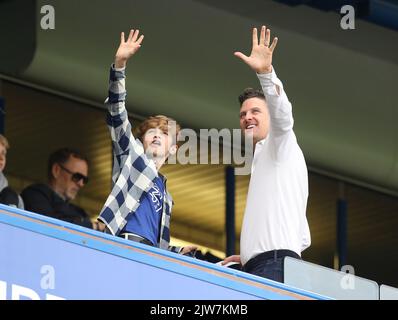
[240,68,311,266]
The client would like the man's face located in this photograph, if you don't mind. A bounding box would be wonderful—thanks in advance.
[0,144,6,172]
[54,156,88,201]
[142,127,176,159]
[239,97,270,144]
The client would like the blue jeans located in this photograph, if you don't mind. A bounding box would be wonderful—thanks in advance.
[243,250,301,283]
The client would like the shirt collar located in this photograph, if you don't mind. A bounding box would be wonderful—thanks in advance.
[256,138,266,146]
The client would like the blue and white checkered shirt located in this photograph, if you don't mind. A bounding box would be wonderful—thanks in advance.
[98,65,180,253]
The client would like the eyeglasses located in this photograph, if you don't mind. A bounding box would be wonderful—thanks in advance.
[58,164,89,185]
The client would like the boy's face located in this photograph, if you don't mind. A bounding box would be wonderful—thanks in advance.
[143,127,177,159]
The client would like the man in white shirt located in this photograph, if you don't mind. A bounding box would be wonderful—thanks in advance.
[222,26,311,283]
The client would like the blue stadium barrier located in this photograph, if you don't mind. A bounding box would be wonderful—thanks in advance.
[0,204,329,300]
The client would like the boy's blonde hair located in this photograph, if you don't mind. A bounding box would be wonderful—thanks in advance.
[135,115,181,144]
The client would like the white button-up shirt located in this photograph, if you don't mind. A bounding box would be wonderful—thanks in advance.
[240,68,311,266]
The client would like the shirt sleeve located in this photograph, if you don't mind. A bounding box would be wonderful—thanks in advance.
[257,67,297,162]
[106,64,136,155]
[105,64,146,185]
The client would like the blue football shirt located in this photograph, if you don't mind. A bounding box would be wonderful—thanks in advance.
[122,176,165,245]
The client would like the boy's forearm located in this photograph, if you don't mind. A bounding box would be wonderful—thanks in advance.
[115,56,127,69]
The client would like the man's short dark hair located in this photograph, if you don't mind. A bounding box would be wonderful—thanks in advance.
[238,87,266,105]
[48,148,89,181]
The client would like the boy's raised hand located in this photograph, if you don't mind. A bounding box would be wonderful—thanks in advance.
[115,29,144,68]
